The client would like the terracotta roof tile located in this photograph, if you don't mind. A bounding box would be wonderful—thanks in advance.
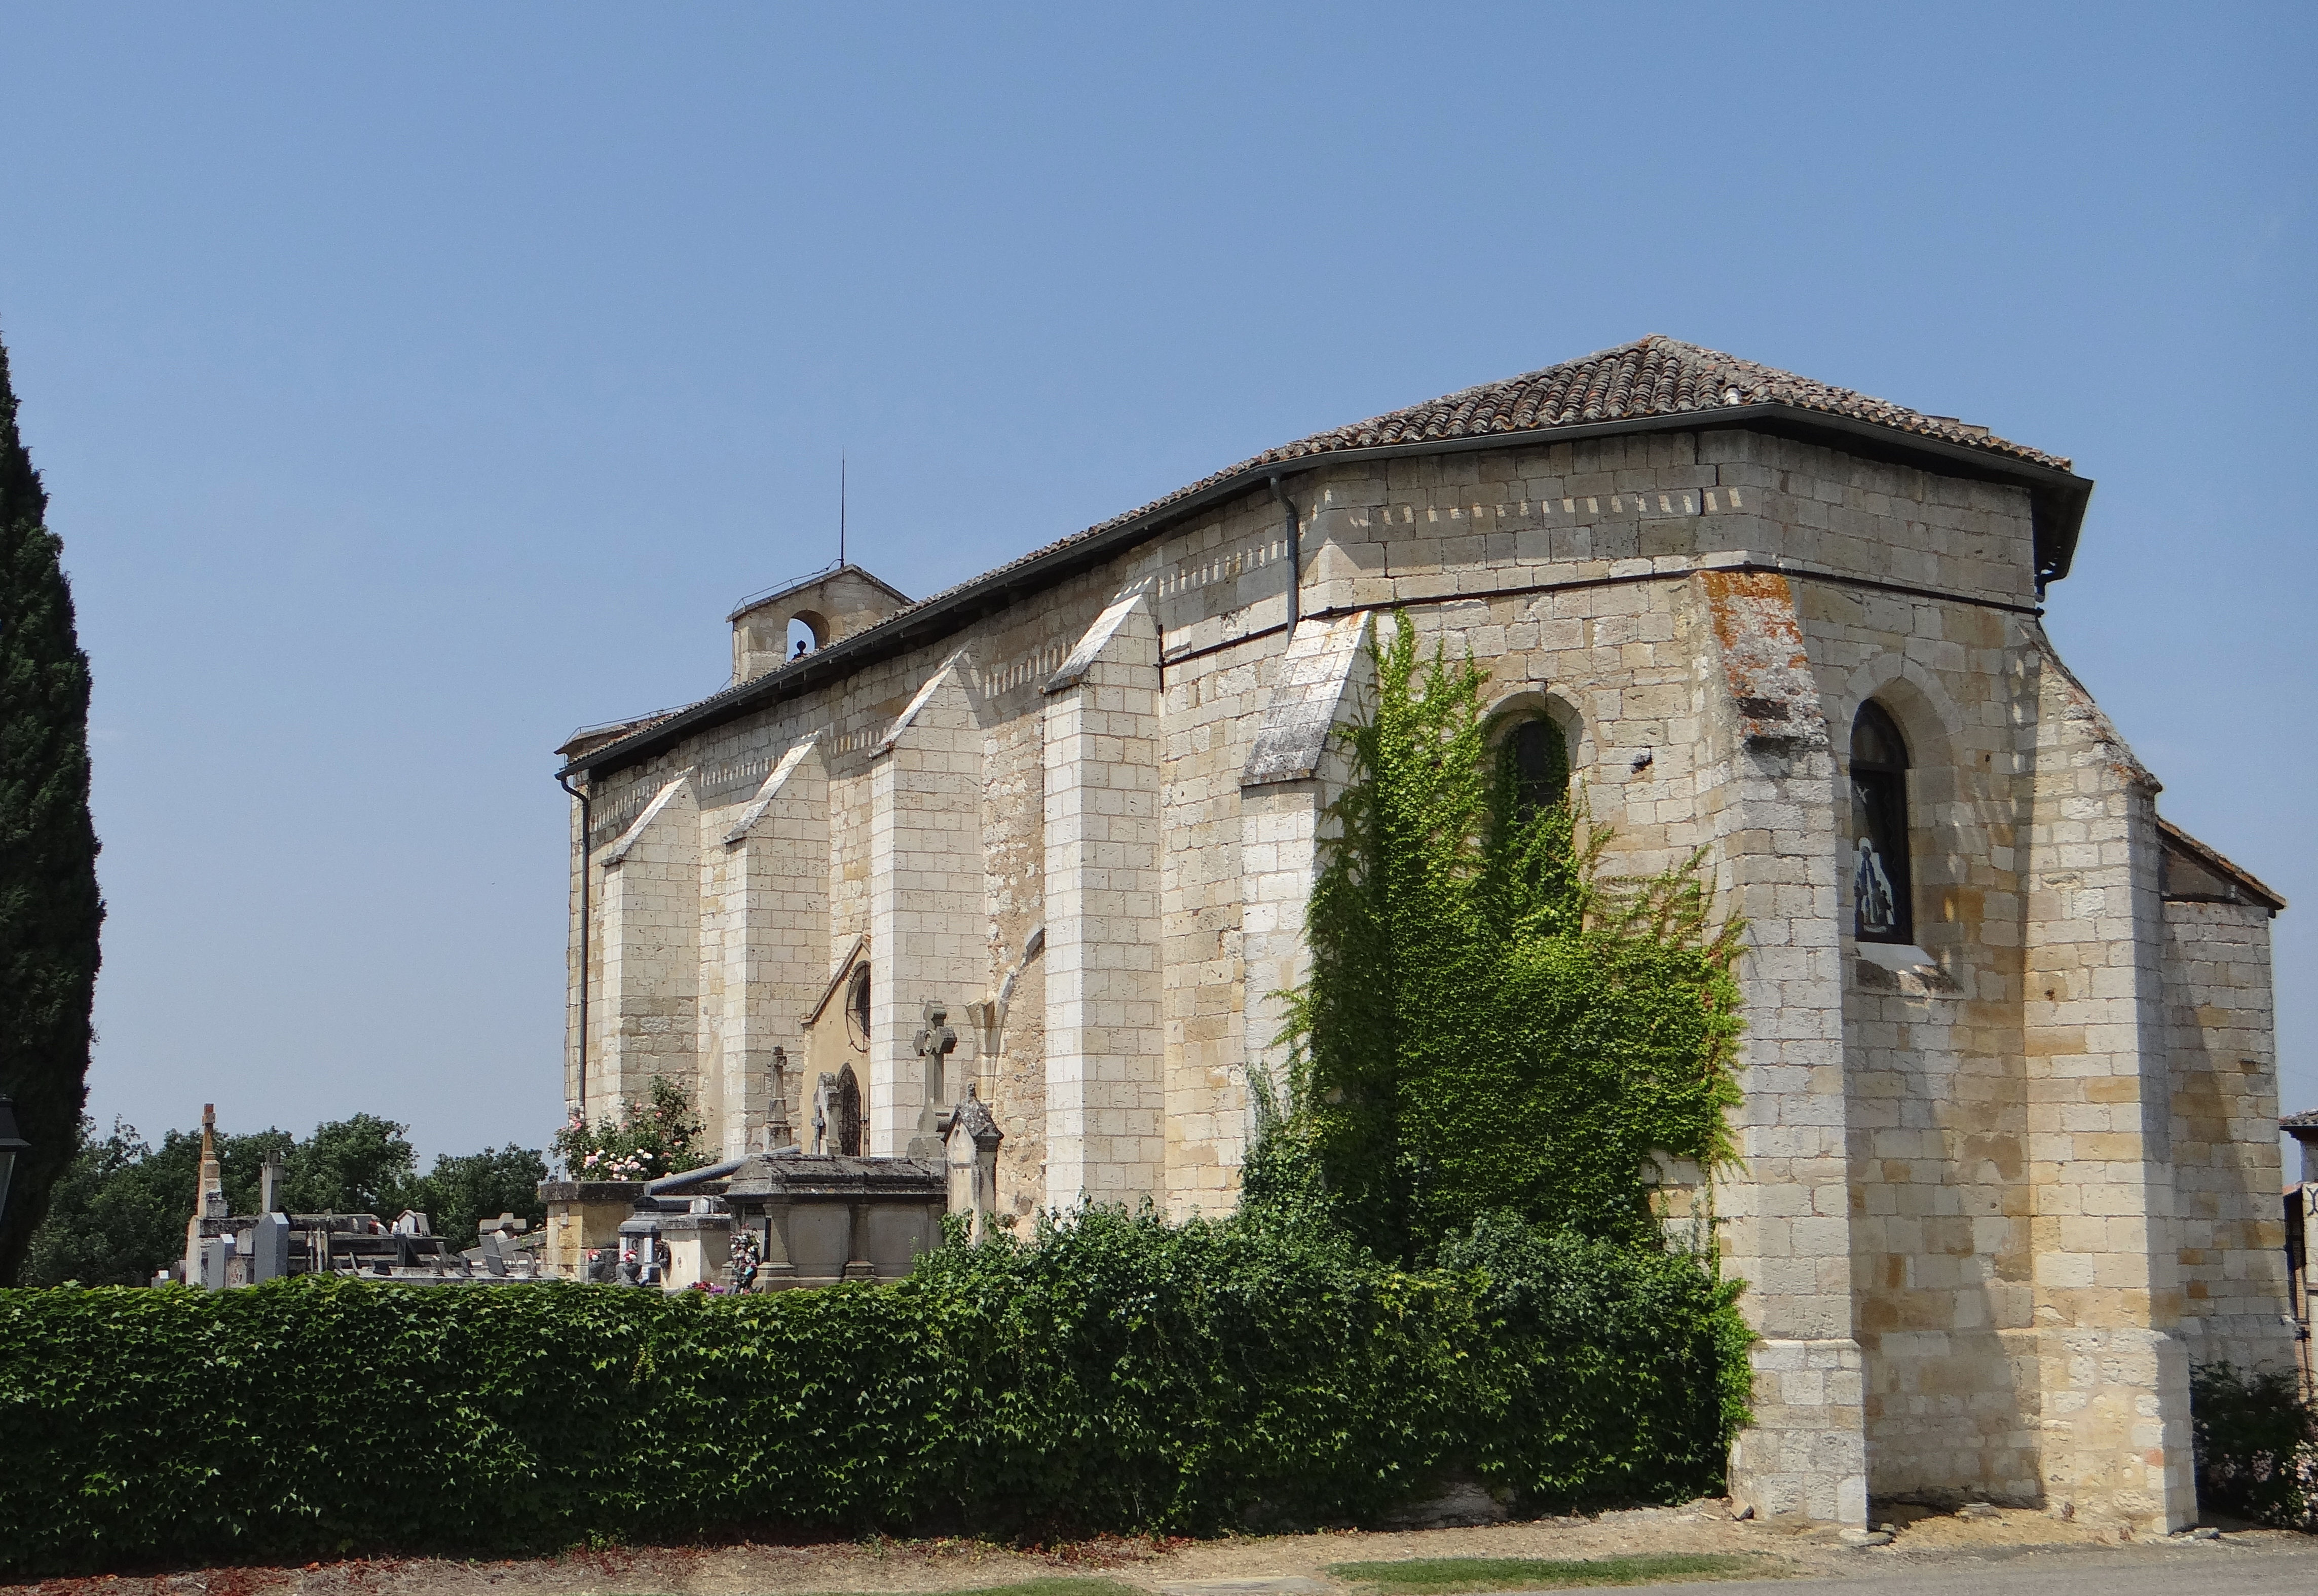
[1265,335,2066,471]
[894,335,2067,623]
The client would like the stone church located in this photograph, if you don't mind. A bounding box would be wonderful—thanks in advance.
[554,336,2294,1531]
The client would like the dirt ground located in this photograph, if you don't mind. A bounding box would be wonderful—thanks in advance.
[14,1502,2315,1596]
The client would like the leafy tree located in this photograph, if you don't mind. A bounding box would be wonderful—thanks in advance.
[1280,615,1743,1261]
[0,335,104,1282]
[281,1113,421,1217]
[411,1146,548,1248]
[17,1120,174,1286]
[20,1113,550,1279]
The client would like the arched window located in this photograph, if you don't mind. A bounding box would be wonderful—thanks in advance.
[833,1063,863,1158]
[1850,702,1912,944]
[1509,716,1571,820]
[844,964,871,1053]
[788,609,830,661]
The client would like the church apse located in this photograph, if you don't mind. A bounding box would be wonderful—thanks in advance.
[556,335,2295,1533]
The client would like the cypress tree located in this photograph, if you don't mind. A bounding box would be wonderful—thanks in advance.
[0,333,103,1283]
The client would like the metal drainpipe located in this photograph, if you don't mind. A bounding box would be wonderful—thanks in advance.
[644,1156,750,1196]
[556,770,591,1126]
[1268,474,1300,635]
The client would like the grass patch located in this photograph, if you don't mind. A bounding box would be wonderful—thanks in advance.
[1327,1554,1782,1593]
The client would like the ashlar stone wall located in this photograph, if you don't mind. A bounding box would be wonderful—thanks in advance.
[2163,893,2292,1373]
[562,421,2293,1534]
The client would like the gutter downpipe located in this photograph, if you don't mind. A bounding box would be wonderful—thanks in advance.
[645,1157,749,1196]
[1268,474,1300,636]
[556,770,591,1129]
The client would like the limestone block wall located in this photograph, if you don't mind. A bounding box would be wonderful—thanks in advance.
[2020,643,2194,1530]
[1683,569,1863,1526]
[1155,641,1260,1215]
[869,656,986,1156]
[1795,566,2043,1508]
[713,735,829,1157]
[978,691,1050,1222]
[1043,594,1166,1202]
[561,419,2289,1532]
[595,774,701,1117]
[2162,898,2293,1373]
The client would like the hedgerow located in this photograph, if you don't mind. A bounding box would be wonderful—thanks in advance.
[2190,1361,2318,1530]
[0,612,1761,1575]
[0,1200,1744,1575]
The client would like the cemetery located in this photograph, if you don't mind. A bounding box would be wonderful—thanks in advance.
[167,1104,548,1287]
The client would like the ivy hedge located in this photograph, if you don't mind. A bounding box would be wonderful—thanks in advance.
[0,1203,1748,1575]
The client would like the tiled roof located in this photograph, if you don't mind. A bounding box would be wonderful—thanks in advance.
[2157,817,2288,911]
[2283,1109,2318,1131]
[1260,334,2069,472]
[566,336,2084,777]
[555,709,683,762]
[890,336,2069,624]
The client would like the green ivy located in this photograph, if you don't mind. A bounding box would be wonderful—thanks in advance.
[0,1201,1743,1575]
[1280,614,1744,1259]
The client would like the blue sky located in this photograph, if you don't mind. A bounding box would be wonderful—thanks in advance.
[0,4,2310,1162]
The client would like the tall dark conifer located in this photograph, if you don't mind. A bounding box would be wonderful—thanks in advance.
[0,334,103,1282]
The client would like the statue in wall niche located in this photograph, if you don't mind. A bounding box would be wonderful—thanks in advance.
[809,1066,863,1156]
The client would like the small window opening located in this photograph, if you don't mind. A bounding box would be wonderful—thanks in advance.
[844,964,871,1053]
[787,618,816,659]
[1510,717,1571,820]
[1850,701,1912,944]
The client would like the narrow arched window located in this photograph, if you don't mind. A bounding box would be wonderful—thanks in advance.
[1850,702,1912,944]
[834,1063,863,1157]
[1510,717,1570,820]
[845,964,871,1053]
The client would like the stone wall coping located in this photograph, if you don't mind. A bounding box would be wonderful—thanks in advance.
[722,1153,944,1202]
[538,1181,649,1203]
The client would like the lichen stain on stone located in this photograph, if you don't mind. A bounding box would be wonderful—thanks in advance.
[1698,568,1825,748]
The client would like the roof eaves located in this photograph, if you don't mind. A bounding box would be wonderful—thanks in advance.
[560,403,2090,782]
[2159,817,2287,912]
[558,460,1281,780]
[726,563,915,625]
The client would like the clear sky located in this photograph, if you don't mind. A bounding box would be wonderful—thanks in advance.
[0,4,2310,1164]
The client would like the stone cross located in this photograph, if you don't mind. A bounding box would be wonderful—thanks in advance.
[913,1001,959,1149]
[766,1045,793,1150]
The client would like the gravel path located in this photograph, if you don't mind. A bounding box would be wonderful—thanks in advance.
[10,1502,2313,1596]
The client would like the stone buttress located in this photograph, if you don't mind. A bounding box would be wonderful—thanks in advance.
[1041,593,1166,1202]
